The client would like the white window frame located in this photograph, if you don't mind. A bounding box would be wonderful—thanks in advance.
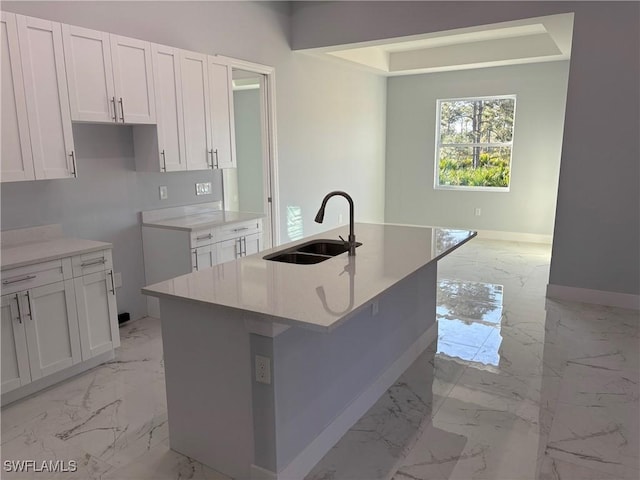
[434,94,516,192]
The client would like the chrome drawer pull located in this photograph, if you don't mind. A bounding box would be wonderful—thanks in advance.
[233,227,249,232]
[81,258,106,267]
[196,233,213,241]
[2,275,36,285]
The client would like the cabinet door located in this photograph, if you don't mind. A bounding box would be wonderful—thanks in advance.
[22,280,81,380]
[1,294,31,393]
[181,50,213,171]
[62,24,115,123]
[1,12,34,182]
[152,44,186,171]
[193,244,215,272]
[243,233,263,257]
[74,270,119,360]
[17,15,75,180]
[110,35,156,124]
[214,238,240,265]
[208,58,236,169]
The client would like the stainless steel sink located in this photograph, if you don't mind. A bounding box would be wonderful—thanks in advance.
[263,239,362,264]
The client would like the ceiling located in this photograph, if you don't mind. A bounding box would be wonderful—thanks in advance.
[306,13,574,76]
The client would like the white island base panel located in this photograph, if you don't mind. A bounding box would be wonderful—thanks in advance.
[159,261,437,479]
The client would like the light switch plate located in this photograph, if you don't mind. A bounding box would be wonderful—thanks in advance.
[159,185,168,200]
[196,182,212,195]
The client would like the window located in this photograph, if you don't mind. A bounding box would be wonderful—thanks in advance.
[435,96,516,191]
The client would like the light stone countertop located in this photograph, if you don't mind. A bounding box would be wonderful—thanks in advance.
[1,225,112,271]
[142,210,265,232]
[142,223,476,332]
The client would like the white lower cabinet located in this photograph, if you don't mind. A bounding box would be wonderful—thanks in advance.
[74,269,119,360]
[1,293,30,393]
[192,243,215,272]
[1,248,118,400]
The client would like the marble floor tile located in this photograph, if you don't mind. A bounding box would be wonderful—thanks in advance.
[3,239,638,480]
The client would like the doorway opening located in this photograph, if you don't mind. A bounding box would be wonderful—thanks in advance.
[219,57,279,249]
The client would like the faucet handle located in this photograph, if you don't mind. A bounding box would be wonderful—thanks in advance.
[339,235,347,244]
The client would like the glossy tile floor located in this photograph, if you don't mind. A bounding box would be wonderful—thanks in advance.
[2,239,638,479]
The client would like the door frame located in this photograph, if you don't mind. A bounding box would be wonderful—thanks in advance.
[215,55,280,249]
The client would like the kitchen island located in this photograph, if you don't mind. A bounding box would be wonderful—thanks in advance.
[142,223,475,479]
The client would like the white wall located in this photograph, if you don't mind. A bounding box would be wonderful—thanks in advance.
[1,1,388,318]
[385,61,570,236]
[291,1,640,298]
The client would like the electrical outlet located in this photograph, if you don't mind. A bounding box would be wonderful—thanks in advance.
[255,355,271,384]
[159,185,168,200]
[196,182,212,195]
[475,208,482,216]
[371,300,379,316]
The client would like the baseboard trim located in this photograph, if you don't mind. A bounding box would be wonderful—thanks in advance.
[476,230,552,244]
[547,284,640,310]
[1,350,115,407]
[275,323,438,480]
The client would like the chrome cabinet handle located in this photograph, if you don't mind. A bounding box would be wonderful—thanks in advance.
[213,149,219,169]
[2,275,36,285]
[81,258,106,267]
[111,97,117,121]
[25,291,33,319]
[118,97,125,122]
[242,237,247,256]
[70,151,77,177]
[196,233,213,241]
[108,270,116,294]
[207,150,214,169]
[14,294,22,324]
[233,227,249,233]
[193,249,199,271]
[235,238,240,258]
[161,150,167,172]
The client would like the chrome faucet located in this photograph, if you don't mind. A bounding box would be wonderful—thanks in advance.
[314,191,357,256]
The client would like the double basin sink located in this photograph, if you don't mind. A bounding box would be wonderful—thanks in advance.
[264,239,362,264]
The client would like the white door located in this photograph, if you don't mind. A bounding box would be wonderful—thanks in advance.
[193,245,215,272]
[62,24,115,123]
[152,44,186,171]
[208,58,236,169]
[215,238,240,265]
[110,35,156,124]
[1,12,34,182]
[17,15,75,180]
[74,270,119,360]
[181,50,212,171]
[22,280,81,380]
[1,294,31,393]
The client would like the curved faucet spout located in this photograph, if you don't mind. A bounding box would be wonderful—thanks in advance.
[314,191,357,256]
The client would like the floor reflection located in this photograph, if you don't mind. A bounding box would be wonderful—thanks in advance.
[437,279,503,367]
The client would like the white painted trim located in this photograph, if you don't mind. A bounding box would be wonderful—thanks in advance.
[476,229,552,244]
[275,323,438,479]
[250,464,277,480]
[546,284,640,310]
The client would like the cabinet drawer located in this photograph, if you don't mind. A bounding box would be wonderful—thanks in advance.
[71,249,113,277]
[190,228,215,248]
[1,258,72,295]
[216,219,262,243]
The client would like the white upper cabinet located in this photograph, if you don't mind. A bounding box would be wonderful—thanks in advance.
[1,12,34,182]
[152,44,186,171]
[15,14,76,180]
[181,50,213,171]
[208,58,236,169]
[62,25,155,124]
